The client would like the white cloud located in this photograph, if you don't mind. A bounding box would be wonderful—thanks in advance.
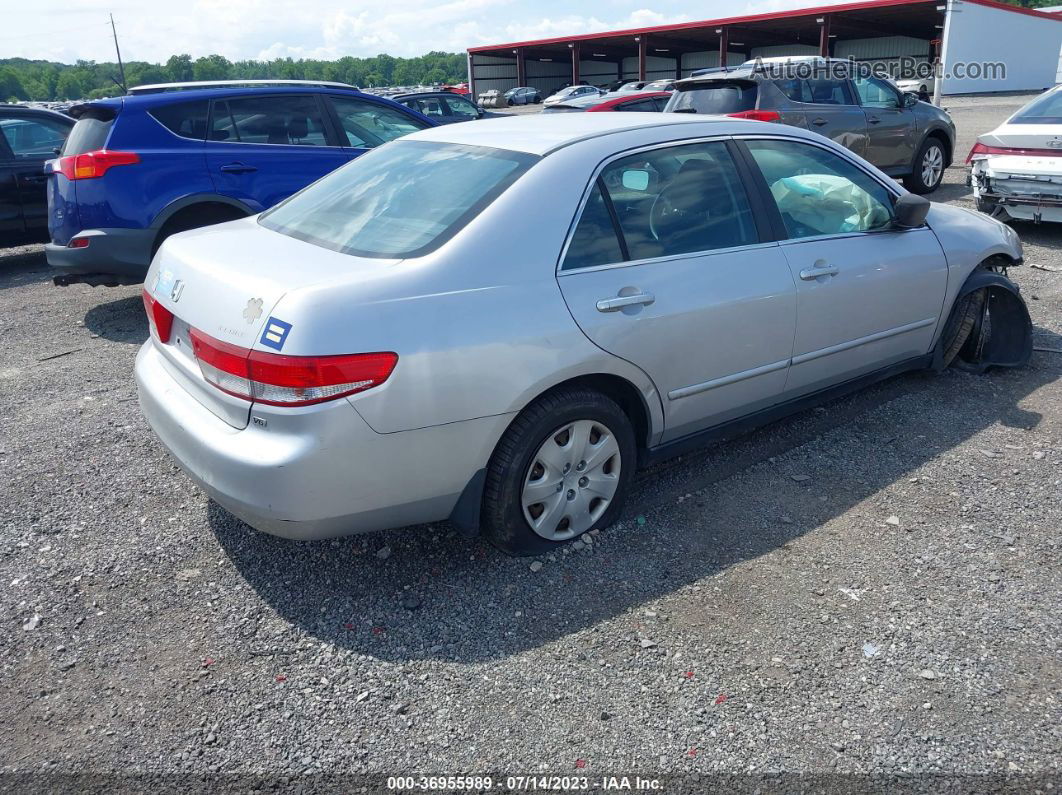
[10,0,860,64]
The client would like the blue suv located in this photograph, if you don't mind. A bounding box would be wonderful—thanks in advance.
[46,81,435,286]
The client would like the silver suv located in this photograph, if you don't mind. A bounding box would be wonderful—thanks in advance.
[665,59,955,194]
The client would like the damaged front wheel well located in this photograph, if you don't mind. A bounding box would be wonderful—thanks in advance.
[934,260,1033,373]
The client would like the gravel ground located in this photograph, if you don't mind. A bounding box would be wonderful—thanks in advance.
[1,94,1059,792]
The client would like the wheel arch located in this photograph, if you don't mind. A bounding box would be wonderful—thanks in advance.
[149,195,258,255]
[923,127,954,168]
[447,370,660,537]
[932,256,1032,372]
[151,193,259,233]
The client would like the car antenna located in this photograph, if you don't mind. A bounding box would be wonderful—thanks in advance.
[110,13,128,94]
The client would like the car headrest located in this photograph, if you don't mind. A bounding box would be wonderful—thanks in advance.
[288,117,309,139]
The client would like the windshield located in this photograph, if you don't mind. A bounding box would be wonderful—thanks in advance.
[260,140,538,258]
[1011,89,1062,124]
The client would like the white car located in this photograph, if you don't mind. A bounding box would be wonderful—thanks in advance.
[543,85,603,107]
[895,76,935,96]
[970,85,1062,223]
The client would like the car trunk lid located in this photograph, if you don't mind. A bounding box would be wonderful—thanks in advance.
[979,123,1062,152]
[144,217,400,429]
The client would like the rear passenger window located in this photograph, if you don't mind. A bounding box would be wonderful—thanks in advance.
[774,78,851,105]
[150,100,209,140]
[745,139,894,239]
[410,98,447,119]
[562,183,624,270]
[210,95,329,146]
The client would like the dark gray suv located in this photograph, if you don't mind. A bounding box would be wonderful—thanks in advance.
[665,60,955,194]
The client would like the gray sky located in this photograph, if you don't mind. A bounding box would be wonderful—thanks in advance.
[8,0,849,64]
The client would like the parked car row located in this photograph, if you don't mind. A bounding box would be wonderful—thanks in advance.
[0,74,1044,552]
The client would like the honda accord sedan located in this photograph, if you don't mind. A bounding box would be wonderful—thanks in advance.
[136,114,1031,555]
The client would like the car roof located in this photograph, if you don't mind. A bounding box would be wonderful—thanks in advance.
[393,91,471,100]
[401,112,781,155]
[0,105,74,123]
[74,84,368,114]
[591,91,672,110]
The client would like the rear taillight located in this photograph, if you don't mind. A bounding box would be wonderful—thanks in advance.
[728,110,781,122]
[142,289,174,344]
[56,150,139,180]
[188,328,397,407]
[966,141,1062,163]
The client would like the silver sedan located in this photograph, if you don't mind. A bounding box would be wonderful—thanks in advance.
[136,114,1032,555]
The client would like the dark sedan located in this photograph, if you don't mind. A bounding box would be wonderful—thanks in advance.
[393,91,505,124]
[1,105,73,246]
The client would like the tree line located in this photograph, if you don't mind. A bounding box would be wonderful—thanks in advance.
[0,52,468,102]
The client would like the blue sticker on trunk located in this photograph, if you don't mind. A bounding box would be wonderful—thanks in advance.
[260,317,292,351]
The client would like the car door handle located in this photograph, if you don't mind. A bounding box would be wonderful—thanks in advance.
[799,265,840,281]
[19,174,49,183]
[811,117,828,126]
[868,116,882,124]
[596,292,655,312]
[219,163,258,174]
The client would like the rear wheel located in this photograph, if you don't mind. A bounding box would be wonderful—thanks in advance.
[152,204,248,257]
[904,138,946,194]
[481,388,636,556]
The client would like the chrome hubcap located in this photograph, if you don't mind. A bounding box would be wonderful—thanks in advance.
[521,419,621,541]
[922,145,943,187]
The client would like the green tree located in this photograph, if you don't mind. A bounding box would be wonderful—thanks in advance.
[165,54,194,82]
[0,67,27,101]
[55,71,84,100]
[193,54,233,82]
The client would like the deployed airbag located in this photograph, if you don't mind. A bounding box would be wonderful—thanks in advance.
[770,174,891,235]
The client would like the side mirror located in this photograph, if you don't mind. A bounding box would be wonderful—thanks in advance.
[903,92,920,108]
[893,193,931,228]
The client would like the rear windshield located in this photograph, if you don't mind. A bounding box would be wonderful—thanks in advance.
[666,82,758,114]
[62,111,114,156]
[259,140,538,258]
[1011,90,1062,124]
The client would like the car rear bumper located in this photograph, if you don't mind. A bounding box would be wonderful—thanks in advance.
[46,227,154,285]
[135,340,511,540]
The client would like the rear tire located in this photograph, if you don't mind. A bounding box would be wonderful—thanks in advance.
[481,388,636,556]
[903,137,947,194]
[152,204,248,257]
